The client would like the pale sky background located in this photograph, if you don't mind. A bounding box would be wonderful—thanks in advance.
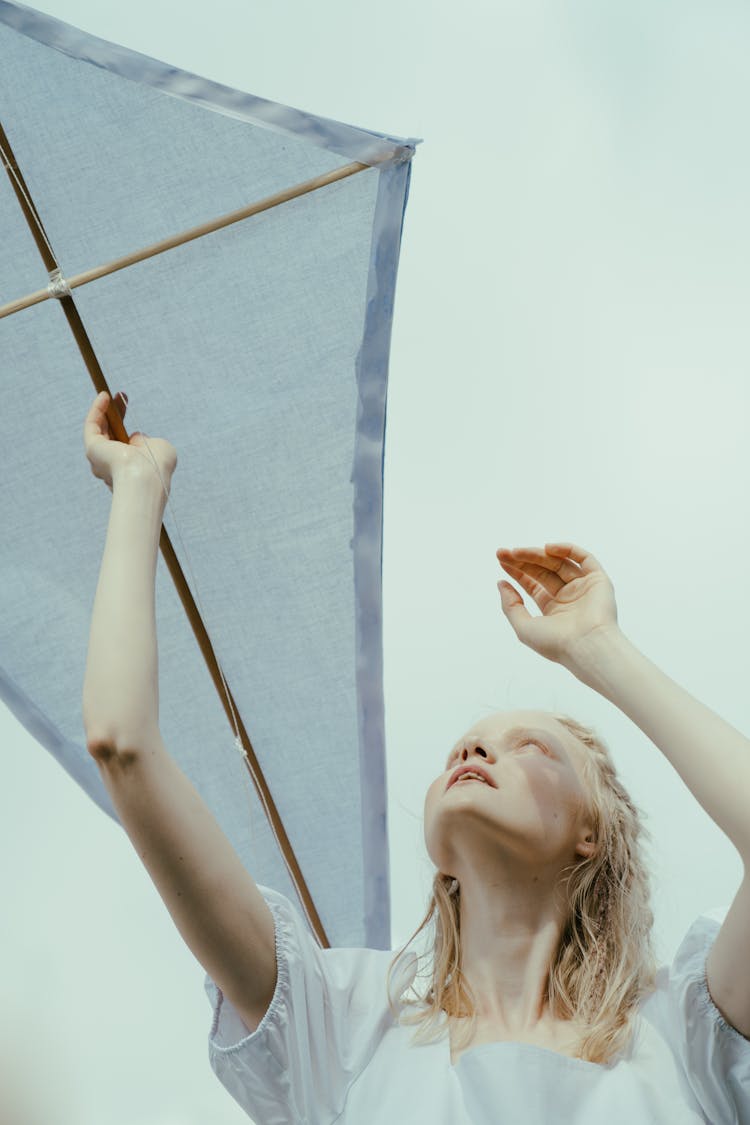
[3,2,750,1122]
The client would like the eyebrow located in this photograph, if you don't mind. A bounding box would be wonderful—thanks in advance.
[445,725,559,766]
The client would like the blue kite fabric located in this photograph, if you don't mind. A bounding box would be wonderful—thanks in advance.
[0,0,420,951]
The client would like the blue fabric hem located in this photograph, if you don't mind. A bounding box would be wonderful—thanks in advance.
[0,0,422,165]
[351,161,415,952]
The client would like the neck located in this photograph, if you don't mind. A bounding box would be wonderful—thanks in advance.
[453,868,568,1031]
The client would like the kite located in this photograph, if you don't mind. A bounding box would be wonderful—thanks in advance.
[0,0,421,952]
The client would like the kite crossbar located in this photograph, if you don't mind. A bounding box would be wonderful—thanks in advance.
[0,158,372,320]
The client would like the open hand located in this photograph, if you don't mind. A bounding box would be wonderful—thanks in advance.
[496,542,619,666]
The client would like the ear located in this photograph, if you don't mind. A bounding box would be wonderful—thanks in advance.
[575,835,597,860]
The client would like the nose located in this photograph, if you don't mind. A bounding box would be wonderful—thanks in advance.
[459,743,494,764]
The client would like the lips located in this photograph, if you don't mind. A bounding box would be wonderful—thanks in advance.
[446,764,497,792]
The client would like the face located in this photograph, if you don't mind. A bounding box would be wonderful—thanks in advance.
[423,710,595,878]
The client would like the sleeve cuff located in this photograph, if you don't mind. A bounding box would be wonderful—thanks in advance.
[204,891,292,1061]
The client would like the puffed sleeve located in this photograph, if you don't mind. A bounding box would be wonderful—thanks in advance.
[203,883,411,1125]
[662,908,750,1125]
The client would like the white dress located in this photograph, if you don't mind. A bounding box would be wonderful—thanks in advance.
[204,884,750,1124]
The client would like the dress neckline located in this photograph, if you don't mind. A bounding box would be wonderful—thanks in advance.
[448,1037,608,1071]
[439,1010,610,1071]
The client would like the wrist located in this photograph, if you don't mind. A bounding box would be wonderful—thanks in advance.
[112,455,171,498]
[562,626,633,694]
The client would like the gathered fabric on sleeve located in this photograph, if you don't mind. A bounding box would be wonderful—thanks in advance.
[203,895,750,1124]
[203,883,408,1125]
[648,908,750,1125]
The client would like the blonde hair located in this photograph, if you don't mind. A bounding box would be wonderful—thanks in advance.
[386,713,660,1066]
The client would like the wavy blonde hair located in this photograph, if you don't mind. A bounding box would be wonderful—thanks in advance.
[385,712,660,1067]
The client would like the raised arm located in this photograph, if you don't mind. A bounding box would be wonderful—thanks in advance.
[82,394,276,1031]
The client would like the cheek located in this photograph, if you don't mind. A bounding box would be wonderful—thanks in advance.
[424,778,438,813]
[424,776,445,819]
[535,777,582,824]
[423,786,445,863]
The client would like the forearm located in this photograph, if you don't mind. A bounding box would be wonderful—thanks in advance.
[566,627,750,864]
[83,465,169,750]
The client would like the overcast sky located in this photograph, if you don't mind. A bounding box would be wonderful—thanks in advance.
[3,2,750,1122]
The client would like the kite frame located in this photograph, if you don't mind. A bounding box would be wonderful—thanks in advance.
[0,0,420,951]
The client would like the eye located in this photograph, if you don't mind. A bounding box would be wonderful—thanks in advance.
[445,740,550,769]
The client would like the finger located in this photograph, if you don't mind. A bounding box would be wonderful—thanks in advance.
[497,580,534,640]
[544,542,601,575]
[499,559,552,587]
[88,390,109,417]
[497,551,578,587]
[499,545,575,566]
[499,545,583,581]
[83,391,109,442]
[499,562,555,609]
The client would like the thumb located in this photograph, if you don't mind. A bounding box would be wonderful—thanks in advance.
[498,581,532,641]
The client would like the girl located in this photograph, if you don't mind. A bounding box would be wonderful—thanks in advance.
[83,390,750,1124]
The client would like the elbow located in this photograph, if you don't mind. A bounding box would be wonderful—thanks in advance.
[86,735,122,766]
[86,733,114,757]
[86,735,138,768]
